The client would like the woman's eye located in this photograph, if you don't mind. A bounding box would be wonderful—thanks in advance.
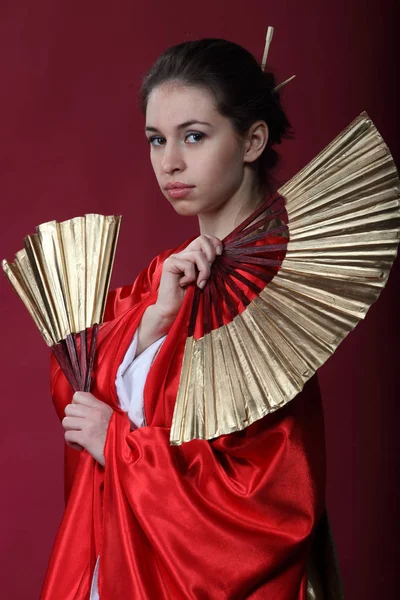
[185,132,205,144]
[148,136,165,146]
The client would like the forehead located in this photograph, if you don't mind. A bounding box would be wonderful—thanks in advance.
[145,83,220,127]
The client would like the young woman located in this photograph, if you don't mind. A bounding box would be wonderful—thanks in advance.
[41,39,342,599]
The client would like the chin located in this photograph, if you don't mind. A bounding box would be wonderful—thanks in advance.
[168,198,202,217]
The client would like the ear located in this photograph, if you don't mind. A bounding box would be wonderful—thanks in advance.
[243,121,269,164]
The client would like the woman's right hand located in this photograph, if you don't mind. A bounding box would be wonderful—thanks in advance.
[155,234,223,321]
[136,234,222,356]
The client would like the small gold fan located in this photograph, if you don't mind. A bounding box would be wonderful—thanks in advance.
[2,214,121,391]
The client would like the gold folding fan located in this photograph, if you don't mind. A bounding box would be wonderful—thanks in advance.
[170,112,400,445]
[2,214,121,392]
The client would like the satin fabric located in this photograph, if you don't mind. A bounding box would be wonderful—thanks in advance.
[41,238,326,600]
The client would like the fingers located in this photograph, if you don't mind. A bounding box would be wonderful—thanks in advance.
[166,250,211,288]
[62,416,85,431]
[66,397,113,425]
[165,256,196,287]
[191,249,211,287]
[65,440,84,452]
[65,403,90,417]
[64,429,83,447]
[158,234,223,311]
[72,391,102,406]
[187,235,223,264]
[64,417,108,467]
[62,396,112,467]
[187,234,222,262]
[204,234,223,257]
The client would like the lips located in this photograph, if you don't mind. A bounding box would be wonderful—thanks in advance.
[166,187,194,199]
[165,182,195,190]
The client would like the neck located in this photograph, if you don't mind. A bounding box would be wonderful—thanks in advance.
[197,173,265,240]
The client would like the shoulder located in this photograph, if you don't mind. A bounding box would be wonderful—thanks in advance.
[104,237,194,322]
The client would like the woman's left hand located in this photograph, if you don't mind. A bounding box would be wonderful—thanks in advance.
[62,392,114,467]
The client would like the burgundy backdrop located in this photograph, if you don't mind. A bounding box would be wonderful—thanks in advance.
[0,1,398,598]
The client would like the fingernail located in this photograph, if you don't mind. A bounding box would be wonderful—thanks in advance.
[198,280,206,289]
[216,246,222,255]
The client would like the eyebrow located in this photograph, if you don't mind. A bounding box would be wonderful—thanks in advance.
[145,120,213,132]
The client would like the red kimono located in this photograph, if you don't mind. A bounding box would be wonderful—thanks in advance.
[41,239,331,600]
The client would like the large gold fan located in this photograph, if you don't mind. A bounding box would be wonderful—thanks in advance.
[2,214,121,392]
[170,112,400,445]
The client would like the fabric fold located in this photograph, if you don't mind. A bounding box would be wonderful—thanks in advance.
[99,375,326,599]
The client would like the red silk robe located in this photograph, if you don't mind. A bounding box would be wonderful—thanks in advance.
[41,239,328,600]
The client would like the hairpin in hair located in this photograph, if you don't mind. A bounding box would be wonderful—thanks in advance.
[261,25,296,93]
[261,26,274,72]
[273,74,296,92]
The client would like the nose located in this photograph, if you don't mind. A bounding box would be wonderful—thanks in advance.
[160,141,185,174]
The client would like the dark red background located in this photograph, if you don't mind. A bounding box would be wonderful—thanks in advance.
[0,1,398,598]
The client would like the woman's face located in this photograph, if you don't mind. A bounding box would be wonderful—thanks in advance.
[145,83,251,217]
